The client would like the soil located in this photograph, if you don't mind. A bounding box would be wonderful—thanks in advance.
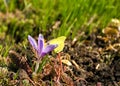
[1,21,120,85]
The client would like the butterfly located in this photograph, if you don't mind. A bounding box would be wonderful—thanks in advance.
[48,36,66,53]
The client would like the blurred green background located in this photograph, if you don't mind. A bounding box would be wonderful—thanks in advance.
[0,0,120,56]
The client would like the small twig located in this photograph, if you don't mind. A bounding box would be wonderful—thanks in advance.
[54,52,63,83]
[57,53,62,82]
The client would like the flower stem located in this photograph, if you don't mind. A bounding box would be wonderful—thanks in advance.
[34,62,40,73]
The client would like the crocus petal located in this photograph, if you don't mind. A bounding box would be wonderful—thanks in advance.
[28,35,37,50]
[41,44,58,57]
[38,34,44,55]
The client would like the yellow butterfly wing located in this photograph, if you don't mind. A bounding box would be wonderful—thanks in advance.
[49,36,66,53]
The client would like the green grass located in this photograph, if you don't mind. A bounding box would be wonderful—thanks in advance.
[0,0,120,55]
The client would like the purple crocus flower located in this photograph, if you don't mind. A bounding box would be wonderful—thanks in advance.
[28,34,58,59]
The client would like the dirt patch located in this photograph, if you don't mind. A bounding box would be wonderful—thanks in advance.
[4,30,120,86]
[1,19,120,86]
